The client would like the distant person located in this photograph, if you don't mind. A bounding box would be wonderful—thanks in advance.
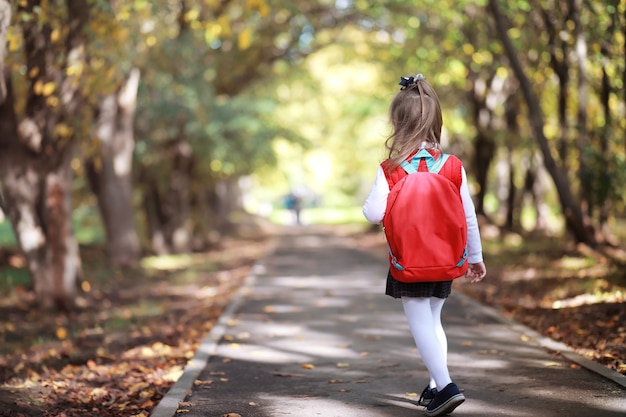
[285,192,302,225]
[362,74,486,416]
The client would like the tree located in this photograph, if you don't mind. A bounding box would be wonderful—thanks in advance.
[133,0,361,251]
[0,0,9,102]
[0,0,92,309]
[487,0,596,245]
[86,68,142,266]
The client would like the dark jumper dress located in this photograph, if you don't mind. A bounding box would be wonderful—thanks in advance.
[385,270,453,299]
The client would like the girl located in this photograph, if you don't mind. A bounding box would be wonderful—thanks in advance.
[362,74,486,417]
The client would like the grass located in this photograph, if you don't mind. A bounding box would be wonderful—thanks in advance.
[0,219,15,246]
[0,205,105,247]
[3,204,624,294]
[0,205,369,295]
[0,206,107,292]
[0,268,30,288]
[270,206,368,225]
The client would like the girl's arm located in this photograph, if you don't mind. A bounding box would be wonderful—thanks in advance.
[459,167,484,264]
[362,166,389,224]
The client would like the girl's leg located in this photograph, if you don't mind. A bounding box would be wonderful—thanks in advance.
[401,297,452,390]
[429,297,448,389]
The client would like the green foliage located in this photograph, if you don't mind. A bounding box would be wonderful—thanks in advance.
[584,144,626,211]
[0,220,16,246]
[0,267,30,292]
[2,0,625,252]
[270,206,368,226]
[134,39,296,183]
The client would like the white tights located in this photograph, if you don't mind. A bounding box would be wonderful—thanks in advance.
[401,297,452,390]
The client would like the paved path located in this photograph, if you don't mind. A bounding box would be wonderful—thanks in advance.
[151,227,626,417]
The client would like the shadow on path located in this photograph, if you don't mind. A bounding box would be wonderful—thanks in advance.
[156,227,626,417]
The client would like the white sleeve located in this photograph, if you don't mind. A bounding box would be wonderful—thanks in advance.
[460,167,484,264]
[362,166,389,224]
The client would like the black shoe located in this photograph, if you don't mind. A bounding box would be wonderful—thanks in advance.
[424,382,465,416]
[418,385,437,407]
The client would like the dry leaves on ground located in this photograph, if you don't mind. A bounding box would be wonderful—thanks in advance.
[0,236,274,417]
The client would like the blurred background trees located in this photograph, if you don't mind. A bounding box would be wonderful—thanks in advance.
[0,0,624,309]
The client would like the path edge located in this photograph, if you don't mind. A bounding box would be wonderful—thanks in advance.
[454,291,626,389]
[149,263,264,417]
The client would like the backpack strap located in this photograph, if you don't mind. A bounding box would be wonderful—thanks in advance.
[439,155,463,190]
[401,149,449,174]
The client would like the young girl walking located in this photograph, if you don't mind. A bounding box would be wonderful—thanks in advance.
[362,74,486,416]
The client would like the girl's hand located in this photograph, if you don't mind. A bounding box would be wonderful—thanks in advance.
[466,262,486,283]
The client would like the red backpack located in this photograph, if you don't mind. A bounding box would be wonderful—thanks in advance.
[382,149,468,283]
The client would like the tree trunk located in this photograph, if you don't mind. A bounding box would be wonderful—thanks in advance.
[1,152,80,311]
[504,145,516,231]
[623,4,626,153]
[143,181,169,256]
[466,72,497,217]
[0,0,91,309]
[45,148,81,309]
[570,0,592,218]
[213,177,244,234]
[487,0,596,246]
[0,0,10,103]
[87,69,141,267]
[524,155,550,232]
[473,132,495,216]
[598,32,613,242]
[537,4,570,168]
[140,139,194,255]
[504,93,520,231]
[162,140,193,253]
[0,76,79,310]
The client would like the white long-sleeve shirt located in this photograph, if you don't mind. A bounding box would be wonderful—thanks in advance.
[362,164,484,264]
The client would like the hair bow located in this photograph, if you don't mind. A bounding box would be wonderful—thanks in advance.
[399,76,414,89]
[399,73,425,90]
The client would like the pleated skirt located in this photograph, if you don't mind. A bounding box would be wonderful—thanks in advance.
[385,269,452,299]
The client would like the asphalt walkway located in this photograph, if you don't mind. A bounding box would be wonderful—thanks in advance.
[151,227,626,417]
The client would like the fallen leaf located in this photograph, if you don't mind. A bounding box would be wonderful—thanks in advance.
[56,327,68,340]
[193,380,214,386]
[140,400,154,408]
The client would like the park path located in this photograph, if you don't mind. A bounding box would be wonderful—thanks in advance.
[151,226,626,417]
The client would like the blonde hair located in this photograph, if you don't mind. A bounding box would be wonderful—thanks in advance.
[384,75,443,170]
